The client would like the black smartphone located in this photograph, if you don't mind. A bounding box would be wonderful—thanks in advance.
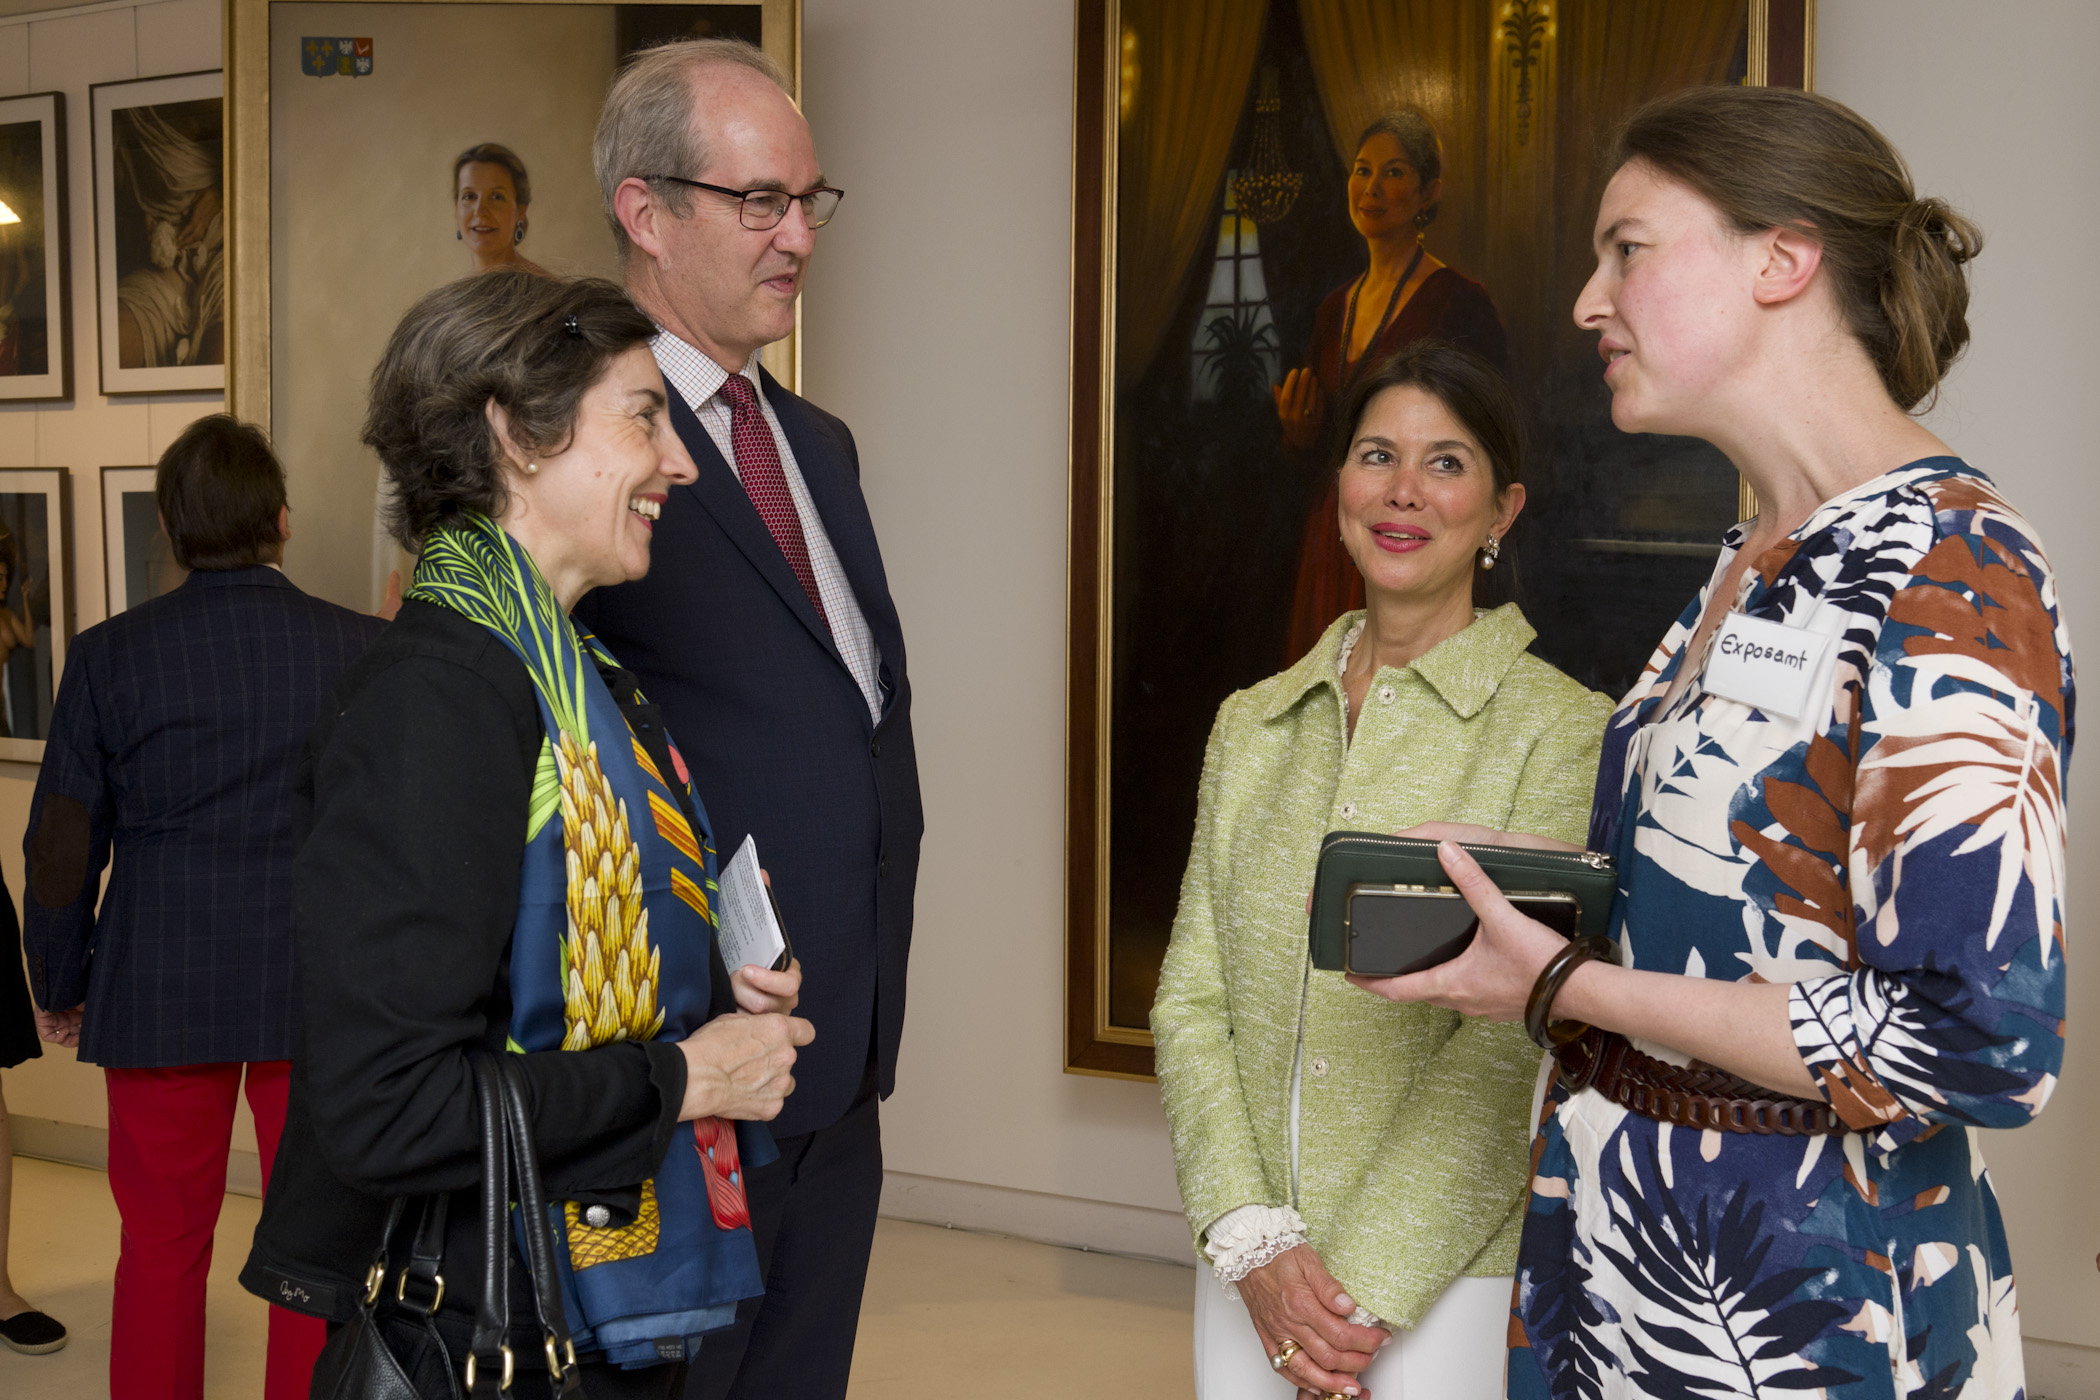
[1343,883,1581,977]
[761,878,795,972]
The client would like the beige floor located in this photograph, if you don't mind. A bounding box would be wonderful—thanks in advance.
[0,1155,1194,1398]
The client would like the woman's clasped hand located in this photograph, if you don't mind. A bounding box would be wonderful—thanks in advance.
[1237,1244,1389,1398]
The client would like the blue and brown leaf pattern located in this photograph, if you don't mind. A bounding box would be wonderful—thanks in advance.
[1514,462,2070,1400]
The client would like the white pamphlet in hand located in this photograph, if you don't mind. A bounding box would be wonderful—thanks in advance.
[717,834,789,973]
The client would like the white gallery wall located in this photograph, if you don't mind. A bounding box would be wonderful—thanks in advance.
[0,0,2095,1387]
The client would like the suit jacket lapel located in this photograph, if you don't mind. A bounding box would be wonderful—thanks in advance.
[760,370,905,668]
[665,388,843,665]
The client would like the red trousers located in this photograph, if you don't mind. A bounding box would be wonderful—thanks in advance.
[104,1061,327,1400]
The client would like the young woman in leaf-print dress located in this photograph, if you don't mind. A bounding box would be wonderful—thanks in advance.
[1351,86,2068,1400]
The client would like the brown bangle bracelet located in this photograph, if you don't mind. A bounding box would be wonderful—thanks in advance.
[1525,935,1616,1049]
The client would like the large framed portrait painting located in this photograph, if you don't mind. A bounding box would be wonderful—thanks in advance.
[1067,0,1813,1076]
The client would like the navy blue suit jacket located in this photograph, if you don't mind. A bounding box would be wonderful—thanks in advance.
[22,567,382,1067]
[574,371,922,1137]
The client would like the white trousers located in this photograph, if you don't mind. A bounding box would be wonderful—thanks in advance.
[1192,1267,1511,1400]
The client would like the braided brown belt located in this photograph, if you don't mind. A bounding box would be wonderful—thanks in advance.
[1552,1028,1848,1135]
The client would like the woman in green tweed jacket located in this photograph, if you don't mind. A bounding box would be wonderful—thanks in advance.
[1153,343,1611,1400]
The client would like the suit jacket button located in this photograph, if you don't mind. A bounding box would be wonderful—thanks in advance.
[870,738,882,758]
[878,859,889,879]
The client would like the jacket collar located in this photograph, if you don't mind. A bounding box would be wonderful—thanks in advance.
[1261,602,1538,724]
[180,564,297,591]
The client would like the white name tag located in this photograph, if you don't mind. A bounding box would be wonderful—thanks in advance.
[1705,612,1837,721]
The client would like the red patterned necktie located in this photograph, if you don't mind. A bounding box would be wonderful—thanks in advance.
[718,372,829,627]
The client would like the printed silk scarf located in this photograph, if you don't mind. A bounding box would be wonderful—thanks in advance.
[408,512,770,1367]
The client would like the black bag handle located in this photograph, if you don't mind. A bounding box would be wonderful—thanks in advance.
[496,1055,582,1395]
[464,1050,513,1397]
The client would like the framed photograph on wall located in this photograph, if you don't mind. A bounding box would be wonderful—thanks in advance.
[227,0,799,614]
[91,69,225,395]
[0,93,71,402]
[1065,0,1813,1078]
[0,467,74,763]
[101,466,187,615]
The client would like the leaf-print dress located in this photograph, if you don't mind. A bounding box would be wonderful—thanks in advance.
[1509,460,2071,1400]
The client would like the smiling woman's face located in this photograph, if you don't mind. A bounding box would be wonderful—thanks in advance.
[1338,384,1521,609]
[456,161,524,259]
[497,345,699,604]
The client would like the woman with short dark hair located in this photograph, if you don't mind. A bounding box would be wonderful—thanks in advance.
[1358,86,2069,1400]
[23,412,380,1399]
[1154,340,1610,1400]
[243,270,810,1400]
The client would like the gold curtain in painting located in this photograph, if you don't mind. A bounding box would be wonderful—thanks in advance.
[1114,0,1268,384]
[1292,0,1744,391]
[1546,0,1746,361]
[1294,0,1494,262]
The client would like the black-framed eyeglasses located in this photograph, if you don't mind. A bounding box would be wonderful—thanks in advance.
[644,176,844,230]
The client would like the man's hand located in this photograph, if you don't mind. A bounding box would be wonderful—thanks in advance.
[676,1011,813,1122]
[730,958,801,1015]
[1238,1244,1388,1397]
[35,1004,82,1048]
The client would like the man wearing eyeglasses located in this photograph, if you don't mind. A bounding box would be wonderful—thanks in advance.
[580,37,922,1400]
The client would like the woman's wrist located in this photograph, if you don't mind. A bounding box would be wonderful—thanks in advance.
[1203,1204,1310,1293]
[1547,956,1620,1036]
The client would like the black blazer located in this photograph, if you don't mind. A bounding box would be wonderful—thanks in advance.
[243,600,687,1329]
[574,371,922,1137]
[21,567,382,1067]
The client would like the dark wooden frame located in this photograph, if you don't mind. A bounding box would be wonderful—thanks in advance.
[1065,0,1815,1078]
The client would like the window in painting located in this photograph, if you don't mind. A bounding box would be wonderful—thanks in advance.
[1189,174,1280,403]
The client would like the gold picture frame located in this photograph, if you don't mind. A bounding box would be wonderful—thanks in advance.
[1065,0,1814,1079]
[226,0,800,610]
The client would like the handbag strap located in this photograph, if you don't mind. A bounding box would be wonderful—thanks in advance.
[394,1190,450,1318]
[357,1195,411,1315]
[464,1050,513,1397]
[496,1055,582,1395]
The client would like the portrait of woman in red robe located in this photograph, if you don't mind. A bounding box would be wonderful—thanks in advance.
[1272,109,1508,660]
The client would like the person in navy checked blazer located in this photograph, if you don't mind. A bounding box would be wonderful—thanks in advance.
[23,415,381,1400]
[577,39,922,1400]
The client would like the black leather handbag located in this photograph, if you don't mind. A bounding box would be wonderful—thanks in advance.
[1308,830,1618,976]
[309,1051,581,1400]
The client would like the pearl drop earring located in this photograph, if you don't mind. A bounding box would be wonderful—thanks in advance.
[524,462,538,475]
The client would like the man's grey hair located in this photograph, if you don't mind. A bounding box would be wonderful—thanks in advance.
[594,38,794,259]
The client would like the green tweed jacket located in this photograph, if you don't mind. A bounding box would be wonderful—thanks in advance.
[1151,605,1612,1328]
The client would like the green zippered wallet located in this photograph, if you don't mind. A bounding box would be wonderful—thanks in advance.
[1309,831,1618,976]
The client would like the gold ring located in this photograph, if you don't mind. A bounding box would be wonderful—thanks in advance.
[1270,1338,1302,1372]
